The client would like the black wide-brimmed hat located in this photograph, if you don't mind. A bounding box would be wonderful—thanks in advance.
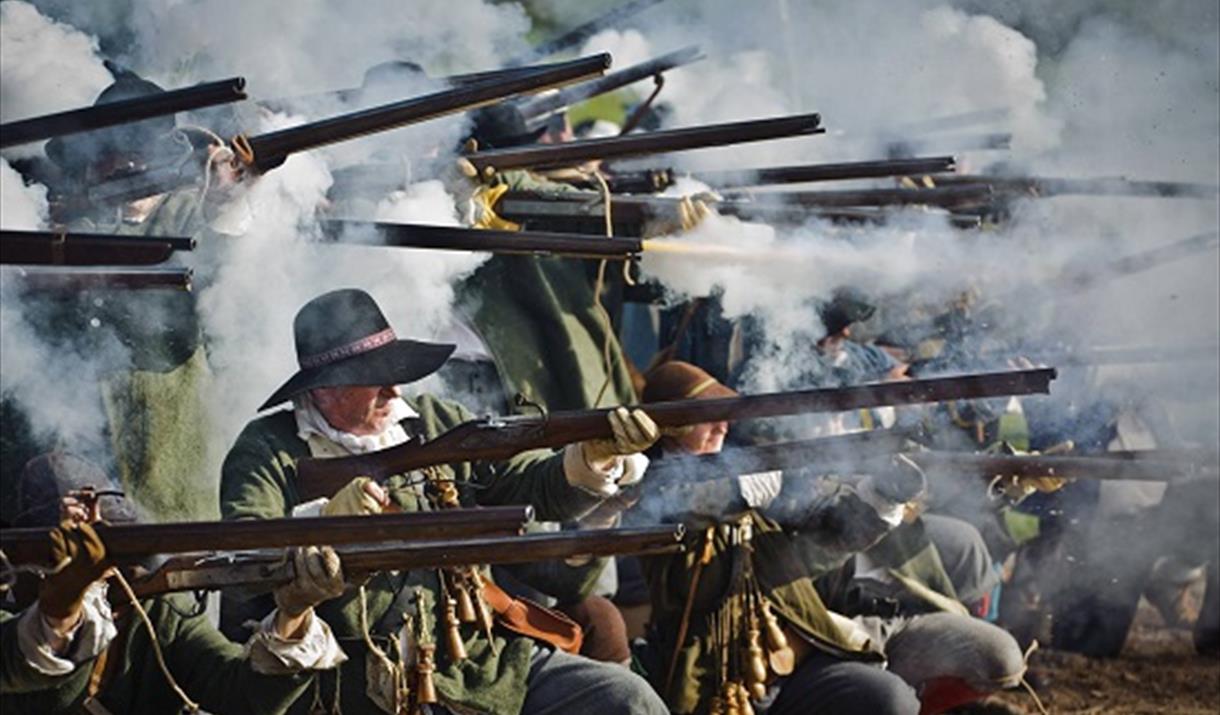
[819,287,877,337]
[465,103,547,150]
[46,63,180,174]
[259,289,455,411]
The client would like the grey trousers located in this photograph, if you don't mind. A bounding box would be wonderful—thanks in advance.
[765,652,920,715]
[425,646,666,714]
[922,513,1000,605]
[519,646,668,714]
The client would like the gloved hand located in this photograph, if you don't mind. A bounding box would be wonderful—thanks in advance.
[737,470,783,509]
[579,407,660,472]
[274,546,346,618]
[39,521,111,621]
[321,477,387,517]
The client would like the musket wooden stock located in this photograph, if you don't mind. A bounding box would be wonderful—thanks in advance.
[1,229,195,267]
[130,525,684,598]
[295,368,1057,501]
[464,114,824,173]
[320,220,644,259]
[908,451,1220,483]
[0,506,533,568]
[0,77,247,149]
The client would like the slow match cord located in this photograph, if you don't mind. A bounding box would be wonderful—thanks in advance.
[112,569,201,713]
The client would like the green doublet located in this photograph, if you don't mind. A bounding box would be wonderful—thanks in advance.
[220,394,603,715]
[0,594,310,715]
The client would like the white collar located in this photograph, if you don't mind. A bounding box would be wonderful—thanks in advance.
[293,392,417,455]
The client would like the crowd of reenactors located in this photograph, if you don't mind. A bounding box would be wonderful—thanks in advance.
[1,18,1218,715]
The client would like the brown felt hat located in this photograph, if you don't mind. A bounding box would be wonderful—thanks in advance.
[642,361,737,404]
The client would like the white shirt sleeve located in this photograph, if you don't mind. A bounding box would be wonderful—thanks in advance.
[244,609,348,675]
[17,582,117,676]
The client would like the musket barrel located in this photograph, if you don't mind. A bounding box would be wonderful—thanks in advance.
[0,77,247,149]
[338,525,685,572]
[295,368,1056,499]
[697,156,958,188]
[1,230,195,267]
[908,451,1220,482]
[0,506,534,568]
[518,46,704,119]
[929,174,1220,199]
[724,184,993,209]
[4,267,194,292]
[244,54,611,172]
[464,113,824,173]
[319,220,644,259]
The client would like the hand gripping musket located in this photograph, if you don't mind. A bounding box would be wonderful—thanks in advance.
[126,525,685,599]
[462,114,824,175]
[76,54,610,205]
[1,229,194,267]
[1,267,193,292]
[0,507,534,571]
[320,220,647,259]
[0,77,247,149]
[294,368,1057,501]
[907,450,1220,483]
[928,174,1220,200]
[518,46,705,121]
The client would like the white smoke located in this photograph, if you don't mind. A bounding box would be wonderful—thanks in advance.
[0,157,49,229]
[0,0,112,158]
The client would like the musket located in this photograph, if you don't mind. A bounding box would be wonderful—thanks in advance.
[646,429,918,487]
[1,230,194,267]
[0,77,247,149]
[720,184,994,210]
[0,507,534,569]
[463,114,824,174]
[495,191,984,233]
[929,174,1220,200]
[320,220,646,260]
[634,154,956,190]
[128,524,684,599]
[2,267,193,291]
[295,368,1057,501]
[1057,232,1220,290]
[907,450,1220,483]
[74,54,610,204]
[516,0,669,61]
[518,46,704,120]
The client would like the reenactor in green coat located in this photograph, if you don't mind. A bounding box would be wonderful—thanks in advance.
[219,289,668,715]
[1,453,346,715]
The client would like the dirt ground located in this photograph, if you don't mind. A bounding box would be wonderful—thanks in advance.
[983,600,1220,714]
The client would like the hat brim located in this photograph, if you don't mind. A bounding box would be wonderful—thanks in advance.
[258,339,455,411]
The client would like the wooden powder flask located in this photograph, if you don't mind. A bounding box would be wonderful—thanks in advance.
[759,596,795,676]
[454,571,478,624]
[415,644,438,705]
[441,596,467,662]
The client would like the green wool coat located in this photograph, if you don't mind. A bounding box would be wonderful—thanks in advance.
[0,593,311,714]
[456,169,637,414]
[219,394,605,715]
[642,510,881,714]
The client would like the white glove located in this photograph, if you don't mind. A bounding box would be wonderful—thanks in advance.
[320,477,386,517]
[737,470,783,509]
[274,546,346,617]
[579,407,660,472]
